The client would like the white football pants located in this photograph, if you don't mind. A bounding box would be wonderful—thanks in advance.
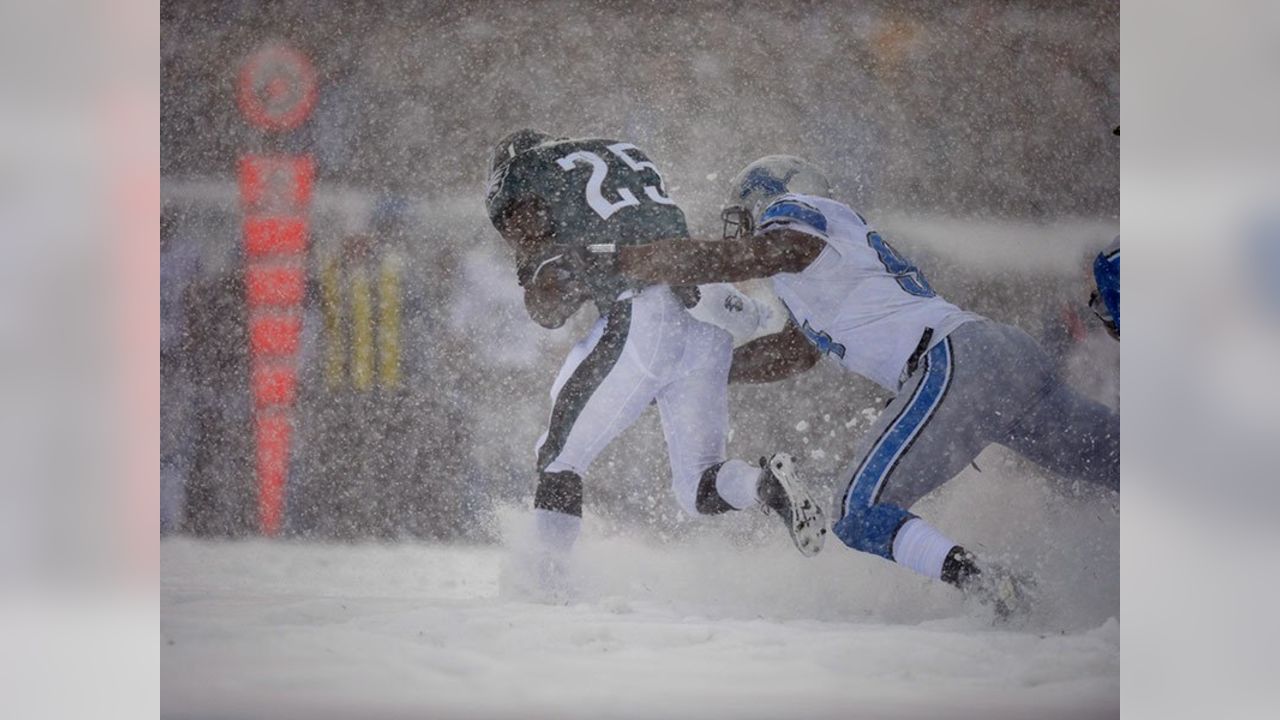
[536,286,759,517]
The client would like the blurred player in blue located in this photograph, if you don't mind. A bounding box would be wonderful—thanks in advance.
[1090,237,1120,340]
[1088,127,1120,341]
[588,156,1120,618]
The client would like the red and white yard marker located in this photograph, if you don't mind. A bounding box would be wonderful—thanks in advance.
[237,42,317,536]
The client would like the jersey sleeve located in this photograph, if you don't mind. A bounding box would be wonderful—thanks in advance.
[757,195,830,240]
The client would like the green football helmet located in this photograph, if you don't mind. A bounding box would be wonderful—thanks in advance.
[484,128,559,223]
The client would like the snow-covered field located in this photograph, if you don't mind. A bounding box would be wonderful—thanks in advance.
[162,497,1118,720]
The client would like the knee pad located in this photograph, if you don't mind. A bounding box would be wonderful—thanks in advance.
[832,503,914,560]
[534,470,583,518]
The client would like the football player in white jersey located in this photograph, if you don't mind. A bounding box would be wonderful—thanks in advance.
[592,156,1120,617]
[484,132,827,600]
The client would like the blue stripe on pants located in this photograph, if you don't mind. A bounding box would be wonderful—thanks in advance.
[834,339,953,558]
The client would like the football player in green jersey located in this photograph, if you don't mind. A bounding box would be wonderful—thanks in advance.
[484,129,828,599]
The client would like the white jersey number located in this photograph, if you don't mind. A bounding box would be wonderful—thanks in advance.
[606,143,676,206]
[556,144,673,221]
[555,151,639,220]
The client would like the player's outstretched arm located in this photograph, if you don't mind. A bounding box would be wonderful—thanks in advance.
[615,229,825,286]
[729,319,821,384]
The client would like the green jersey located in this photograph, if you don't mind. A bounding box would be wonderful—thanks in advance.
[487,137,689,303]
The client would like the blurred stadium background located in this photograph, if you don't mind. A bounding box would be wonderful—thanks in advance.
[159,0,1118,541]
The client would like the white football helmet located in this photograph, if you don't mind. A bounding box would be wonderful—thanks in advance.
[721,155,832,239]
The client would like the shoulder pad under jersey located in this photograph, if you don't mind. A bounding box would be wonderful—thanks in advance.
[758,195,829,238]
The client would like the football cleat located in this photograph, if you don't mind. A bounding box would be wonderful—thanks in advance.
[943,547,1037,623]
[757,453,827,557]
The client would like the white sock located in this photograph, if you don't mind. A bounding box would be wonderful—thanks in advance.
[534,509,581,554]
[715,459,763,510]
[891,518,957,580]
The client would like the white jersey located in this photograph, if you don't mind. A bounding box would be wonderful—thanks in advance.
[760,193,980,391]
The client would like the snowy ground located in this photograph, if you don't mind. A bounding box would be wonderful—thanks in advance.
[162,497,1118,720]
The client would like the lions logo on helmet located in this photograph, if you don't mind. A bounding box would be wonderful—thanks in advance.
[721,155,832,239]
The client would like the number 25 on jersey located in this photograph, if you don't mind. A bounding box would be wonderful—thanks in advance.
[556,143,675,220]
